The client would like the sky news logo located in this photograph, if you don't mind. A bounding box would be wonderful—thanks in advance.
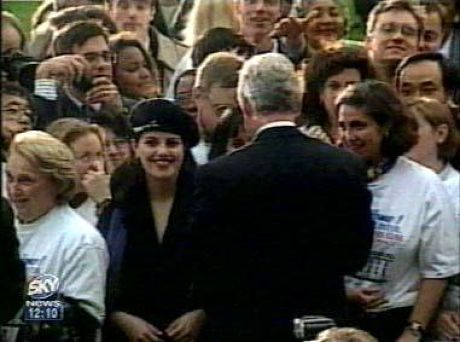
[25,274,64,321]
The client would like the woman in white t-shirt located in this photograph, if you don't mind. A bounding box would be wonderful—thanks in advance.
[336,81,459,342]
[405,98,460,341]
[5,131,108,339]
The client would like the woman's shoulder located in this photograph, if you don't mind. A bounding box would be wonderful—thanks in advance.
[54,205,106,247]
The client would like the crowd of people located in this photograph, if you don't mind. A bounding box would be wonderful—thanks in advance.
[1,0,459,341]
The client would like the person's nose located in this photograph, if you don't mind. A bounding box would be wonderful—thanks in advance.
[139,67,151,81]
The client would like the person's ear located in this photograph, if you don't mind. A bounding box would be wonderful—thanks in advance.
[435,123,449,145]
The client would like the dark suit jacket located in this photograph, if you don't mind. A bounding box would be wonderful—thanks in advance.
[192,126,374,341]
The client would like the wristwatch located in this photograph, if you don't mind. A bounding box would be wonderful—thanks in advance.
[405,321,424,338]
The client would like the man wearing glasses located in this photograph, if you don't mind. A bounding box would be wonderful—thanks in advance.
[33,21,126,129]
[365,0,423,84]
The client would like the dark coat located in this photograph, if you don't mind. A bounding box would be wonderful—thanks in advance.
[32,91,137,130]
[192,126,374,342]
[99,159,197,334]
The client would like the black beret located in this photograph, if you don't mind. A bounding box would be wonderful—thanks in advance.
[130,98,200,148]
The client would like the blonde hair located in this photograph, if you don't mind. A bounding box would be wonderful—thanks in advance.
[317,327,378,342]
[407,97,460,161]
[195,51,244,91]
[10,131,77,204]
[46,118,104,147]
[182,0,239,46]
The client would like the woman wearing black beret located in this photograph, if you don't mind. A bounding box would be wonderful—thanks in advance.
[100,98,204,342]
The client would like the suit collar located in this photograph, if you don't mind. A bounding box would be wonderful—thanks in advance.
[254,125,302,143]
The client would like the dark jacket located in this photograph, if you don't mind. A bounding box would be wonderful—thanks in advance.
[99,159,197,333]
[33,91,137,130]
[0,198,25,325]
[192,126,374,342]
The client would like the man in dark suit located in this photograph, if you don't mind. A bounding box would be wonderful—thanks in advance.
[192,53,374,342]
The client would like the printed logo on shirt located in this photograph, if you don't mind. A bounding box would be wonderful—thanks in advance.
[354,211,405,283]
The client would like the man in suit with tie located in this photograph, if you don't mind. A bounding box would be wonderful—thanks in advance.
[192,53,374,342]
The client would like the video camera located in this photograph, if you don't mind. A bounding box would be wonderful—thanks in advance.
[1,52,39,91]
[293,315,336,341]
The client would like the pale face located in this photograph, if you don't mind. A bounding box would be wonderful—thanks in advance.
[136,131,184,181]
[103,128,133,174]
[1,23,22,57]
[367,10,419,63]
[304,0,345,48]
[72,35,113,81]
[115,46,158,99]
[70,133,105,186]
[2,94,33,149]
[235,0,281,38]
[406,114,441,164]
[419,10,444,52]
[197,86,237,138]
[398,60,447,103]
[109,0,154,40]
[338,104,384,164]
[320,68,362,127]
[6,153,58,223]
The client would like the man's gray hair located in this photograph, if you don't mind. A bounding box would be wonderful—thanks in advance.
[237,53,302,115]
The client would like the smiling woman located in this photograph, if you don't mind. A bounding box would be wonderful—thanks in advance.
[336,81,459,341]
[99,99,205,342]
[5,131,108,339]
[110,33,161,99]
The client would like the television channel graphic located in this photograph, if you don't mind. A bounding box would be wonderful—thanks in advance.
[24,274,64,322]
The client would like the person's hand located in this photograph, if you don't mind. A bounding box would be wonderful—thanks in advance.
[347,288,388,310]
[435,311,460,341]
[165,309,206,342]
[85,76,123,113]
[111,311,166,342]
[35,55,89,85]
[396,330,422,342]
[81,170,111,205]
[270,17,304,45]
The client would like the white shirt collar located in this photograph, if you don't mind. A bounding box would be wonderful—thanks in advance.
[255,121,296,137]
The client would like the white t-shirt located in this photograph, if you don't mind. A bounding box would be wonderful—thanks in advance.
[346,157,459,311]
[439,163,460,312]
[16,205,109,322]
[74,197,98,227]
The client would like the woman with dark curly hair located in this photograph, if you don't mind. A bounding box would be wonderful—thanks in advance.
[299,49,371,144]
[337,80,459,341]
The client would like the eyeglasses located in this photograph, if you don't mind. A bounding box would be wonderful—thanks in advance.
[82,51,115,64]
[242,0,280,6]
[75,153,105,163]
[105,138,131,149]
[375,23,419,38]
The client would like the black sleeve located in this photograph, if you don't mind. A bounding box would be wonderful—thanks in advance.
[0,198,25,325]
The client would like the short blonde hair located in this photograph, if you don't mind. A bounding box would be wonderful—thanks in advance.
[407,97,460,161]
[46,118,104,148]
[182,0,239,46]
[317,327,378,342]
[195,51,244,91]
[10,131,77,204]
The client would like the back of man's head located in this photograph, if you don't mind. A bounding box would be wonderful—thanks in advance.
[195,51,244,92]
[238,52,302,115]
[53,20,107,55]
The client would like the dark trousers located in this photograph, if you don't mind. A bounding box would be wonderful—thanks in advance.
[350,306,413,342]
